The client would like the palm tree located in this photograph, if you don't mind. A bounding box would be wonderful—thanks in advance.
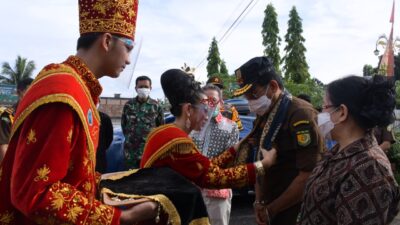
[0,56,36,84]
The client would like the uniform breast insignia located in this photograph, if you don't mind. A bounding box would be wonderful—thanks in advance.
[296,130,311,147]
[87,109,93,126]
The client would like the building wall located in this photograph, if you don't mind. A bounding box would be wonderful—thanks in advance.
[98,96,130,119]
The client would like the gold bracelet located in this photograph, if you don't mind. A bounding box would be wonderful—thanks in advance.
[254,161,265,176]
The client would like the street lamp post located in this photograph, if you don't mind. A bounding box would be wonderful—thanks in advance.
[374,34,400,56]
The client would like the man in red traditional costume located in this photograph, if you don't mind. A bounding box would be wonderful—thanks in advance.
[0,1,159,224]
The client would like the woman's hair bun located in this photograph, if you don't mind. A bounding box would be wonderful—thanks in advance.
[359,75,396,128]
[160,69,203,116]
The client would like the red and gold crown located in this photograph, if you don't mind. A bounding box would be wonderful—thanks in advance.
[79,0,139,40]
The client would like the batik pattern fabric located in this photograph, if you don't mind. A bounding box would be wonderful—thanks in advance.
[191,113,239,158]
[121,97,164,169]
[299,132,400,225]
[140,124,256,189]
[0,56,120,225]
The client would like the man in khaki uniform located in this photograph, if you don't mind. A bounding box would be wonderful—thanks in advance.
[233,56,324,225]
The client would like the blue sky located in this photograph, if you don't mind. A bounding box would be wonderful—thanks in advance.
[0,0,395,99]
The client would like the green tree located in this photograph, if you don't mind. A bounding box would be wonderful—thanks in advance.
[285,78,324,109]
[262,3,281,73]
[362,64,375,76]
[206,37,222,77]
[282,6,310,84]
[0,55,36,84]
[220,60,229,76]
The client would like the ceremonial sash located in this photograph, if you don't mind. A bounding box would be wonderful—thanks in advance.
[11,63,100,175]
[235,93,292,164]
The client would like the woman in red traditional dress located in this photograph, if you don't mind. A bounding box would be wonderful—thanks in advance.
[140,69,277,189]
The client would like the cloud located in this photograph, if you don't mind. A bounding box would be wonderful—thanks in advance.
[0,0,396,99]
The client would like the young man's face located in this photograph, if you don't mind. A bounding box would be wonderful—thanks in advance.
[104,35,134,78]
[135,80,151,90]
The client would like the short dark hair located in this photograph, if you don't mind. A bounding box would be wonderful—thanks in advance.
[327,75,395,130]
[203,84,222,100]
[136,76,152,86]
[17,78,34,91]
[76,32,103,50]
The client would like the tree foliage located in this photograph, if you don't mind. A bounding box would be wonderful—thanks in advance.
[282,6,310,84]
[284,78,324,109]
[362,64,375,77]
[262,3,281,73]
[0,55,36,84]
[206,37,222,77]
[220,60,229,76]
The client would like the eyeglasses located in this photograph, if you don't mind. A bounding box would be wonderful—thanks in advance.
[207,97,220,107]
[321,104,336,110]
[112,35,135,49]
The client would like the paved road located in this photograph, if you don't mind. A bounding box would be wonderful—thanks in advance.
[230,194,257,225]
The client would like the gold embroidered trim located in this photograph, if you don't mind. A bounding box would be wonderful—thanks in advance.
[145,123,175,142]
[101,169,139,181]
[101,188,181,225]
[80,20,136,39]
[64,56,102,100]
[34,164,50,182]
[189,217,211,225]
[10,94,97,184]
[233,84,252,97]
[143,138,196,168]
[32,63,100,122]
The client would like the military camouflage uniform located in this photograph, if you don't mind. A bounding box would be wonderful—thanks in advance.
[121,97,164,169]
[0,106,15,145]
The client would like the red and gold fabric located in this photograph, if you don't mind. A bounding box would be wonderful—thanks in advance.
[0,56,120,225]
[140,124,256,189]
[79,0,139,40]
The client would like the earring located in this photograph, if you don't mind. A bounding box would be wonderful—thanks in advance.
[185,113,191,129]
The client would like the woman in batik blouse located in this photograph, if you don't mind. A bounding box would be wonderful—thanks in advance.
[299,75,400,225]
[140,69,276,189]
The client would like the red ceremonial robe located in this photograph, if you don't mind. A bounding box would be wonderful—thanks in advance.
[140,124,256,189]
[0,56,120,225]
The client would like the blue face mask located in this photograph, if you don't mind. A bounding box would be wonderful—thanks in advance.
[212,105,220,117]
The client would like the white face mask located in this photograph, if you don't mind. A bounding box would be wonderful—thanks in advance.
[248,96,271,116]
[136,88,150,98]
[317,112,335,140]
